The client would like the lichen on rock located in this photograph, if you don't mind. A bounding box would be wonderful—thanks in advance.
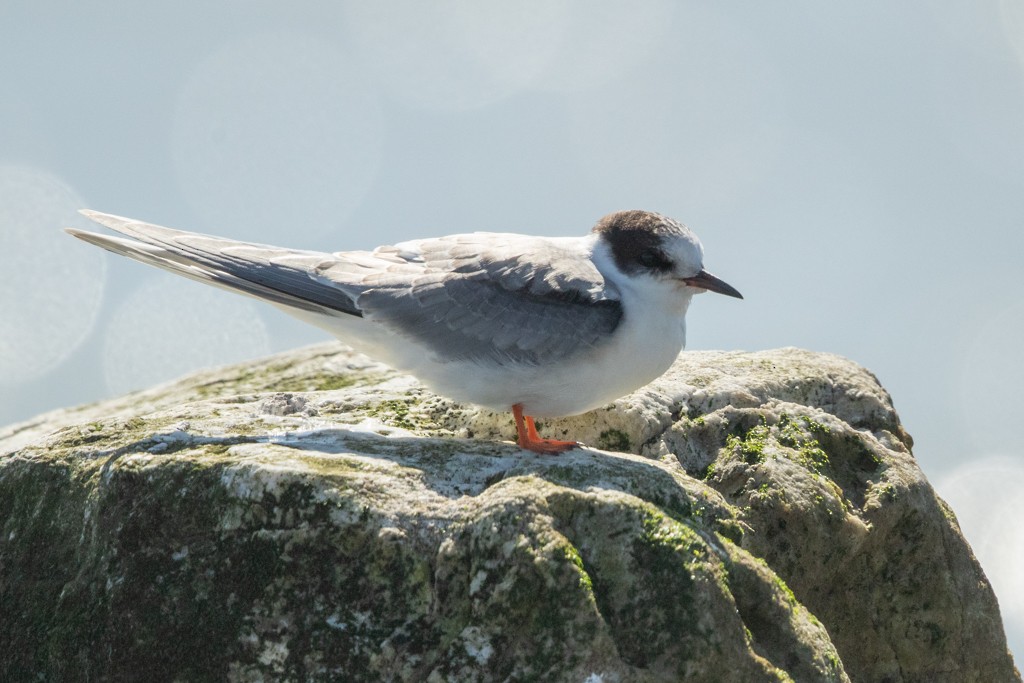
[0,343,1018,682]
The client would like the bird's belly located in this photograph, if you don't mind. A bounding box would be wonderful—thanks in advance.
[296,304,686,419]
[414,318,687,418]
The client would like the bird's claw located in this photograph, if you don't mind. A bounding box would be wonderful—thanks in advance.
[518,437,580,456]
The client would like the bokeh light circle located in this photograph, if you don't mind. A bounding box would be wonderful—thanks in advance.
[341,0,567,110]
[564,6,785,212]
[528,0,675,93]
[0,166,106,386]
[172,32,383,242]
[935,456,1024,635]
[958,300,1024,456]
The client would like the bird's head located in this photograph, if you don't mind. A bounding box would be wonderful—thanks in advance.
[593,210,743,300]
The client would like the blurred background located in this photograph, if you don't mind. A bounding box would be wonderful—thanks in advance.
[1,0,1022,661]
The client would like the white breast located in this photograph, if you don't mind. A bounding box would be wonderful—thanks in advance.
[396,277,691,418]
[290,242,695,418]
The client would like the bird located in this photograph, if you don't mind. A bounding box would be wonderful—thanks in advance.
[66,210,741,454]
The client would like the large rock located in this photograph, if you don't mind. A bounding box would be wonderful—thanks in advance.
[0,343,1018,682]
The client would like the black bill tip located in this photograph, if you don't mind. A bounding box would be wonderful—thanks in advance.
[682,269,743,299]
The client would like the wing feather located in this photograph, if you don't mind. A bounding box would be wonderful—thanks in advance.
[71,211,362,317]
[70,214,623,366]
[328,233,623,365]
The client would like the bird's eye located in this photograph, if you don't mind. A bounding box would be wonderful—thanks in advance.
[637,249,670,271]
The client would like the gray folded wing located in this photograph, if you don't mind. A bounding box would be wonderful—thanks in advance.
[320,233,624,365]
[69,213,624,366]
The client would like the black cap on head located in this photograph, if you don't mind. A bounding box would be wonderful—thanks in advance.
[592,210,689,275]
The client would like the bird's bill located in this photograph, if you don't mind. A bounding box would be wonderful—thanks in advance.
[682,269,743,299]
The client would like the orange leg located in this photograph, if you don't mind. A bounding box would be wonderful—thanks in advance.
[512,403,579,455]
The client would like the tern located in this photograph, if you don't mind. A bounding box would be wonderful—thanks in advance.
[67,210,741,454]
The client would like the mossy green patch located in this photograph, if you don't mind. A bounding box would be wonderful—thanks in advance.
[618,511,704,667]
[830,432,884,473]
[777,413,831,473]
[700,460,717,480]
[537,464,592,488]
[561,544,594,595]
[191,359,377,399]
[597,429,631,453]
[273,372,367,393]
[874,481,898,503]
[204,443,232,456]
[715,518,745,545]
[368,399,418,430]
[727,423,771,465]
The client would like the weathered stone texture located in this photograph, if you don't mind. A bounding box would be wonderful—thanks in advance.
[0,343,1018,682]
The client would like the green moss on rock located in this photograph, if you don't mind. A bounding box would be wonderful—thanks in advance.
[0,343,1017,683]
[597,428,631,452]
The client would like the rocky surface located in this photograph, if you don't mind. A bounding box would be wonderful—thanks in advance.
[0,343,1018,682]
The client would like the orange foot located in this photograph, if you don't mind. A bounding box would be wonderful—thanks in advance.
[512,403,580,455]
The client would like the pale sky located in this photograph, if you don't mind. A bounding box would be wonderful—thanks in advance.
[1,0,1022,662]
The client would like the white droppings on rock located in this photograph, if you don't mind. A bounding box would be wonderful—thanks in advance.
[256,639,289,668]
[469,570,488,596]
[460,626,494,665]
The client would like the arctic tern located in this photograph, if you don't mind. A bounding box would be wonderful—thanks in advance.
[67,210,741,454]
